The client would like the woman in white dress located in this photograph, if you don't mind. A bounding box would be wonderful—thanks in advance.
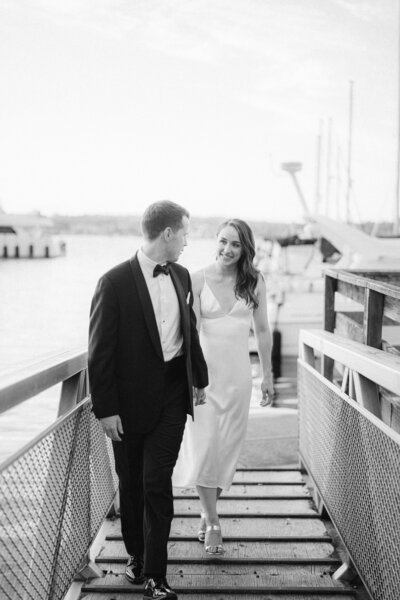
[173,219,274,554]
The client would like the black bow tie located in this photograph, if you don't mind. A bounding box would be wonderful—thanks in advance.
[153,263,170,277]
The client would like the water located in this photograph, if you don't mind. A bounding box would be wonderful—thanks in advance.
[0,234,217,461]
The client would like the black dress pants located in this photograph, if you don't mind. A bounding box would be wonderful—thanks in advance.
[112,355,187,577]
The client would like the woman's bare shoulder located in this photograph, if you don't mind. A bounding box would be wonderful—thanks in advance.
[191,265,214,292]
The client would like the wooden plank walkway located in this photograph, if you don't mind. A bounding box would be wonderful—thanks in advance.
[79,468,368,599]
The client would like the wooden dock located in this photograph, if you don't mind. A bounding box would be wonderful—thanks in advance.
[3,268,400,600]
[80,468,368,599]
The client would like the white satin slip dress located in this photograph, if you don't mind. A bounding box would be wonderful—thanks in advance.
[173,274,253,490]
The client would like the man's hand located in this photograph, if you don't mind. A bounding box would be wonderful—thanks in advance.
[194,387,206,406]
[100,415,124,441]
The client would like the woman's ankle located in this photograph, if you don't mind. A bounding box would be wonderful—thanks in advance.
[205,515,220,526]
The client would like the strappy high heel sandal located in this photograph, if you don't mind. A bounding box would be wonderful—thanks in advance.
[197,513,206,543]
[204,524,224,555]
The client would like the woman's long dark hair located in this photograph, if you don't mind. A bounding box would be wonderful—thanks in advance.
[217,219,260,309]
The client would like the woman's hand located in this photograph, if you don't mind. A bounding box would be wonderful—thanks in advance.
[194,387,207,406]
[260,374,275,407]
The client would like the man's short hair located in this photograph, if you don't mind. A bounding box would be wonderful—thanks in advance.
[141,200,190,240]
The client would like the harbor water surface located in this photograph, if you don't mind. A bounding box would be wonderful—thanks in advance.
[0,234,217,461]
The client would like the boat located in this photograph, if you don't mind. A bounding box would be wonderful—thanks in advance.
[254,163,400,363]
[0,211,66,258]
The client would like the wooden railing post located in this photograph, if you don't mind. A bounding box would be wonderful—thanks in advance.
[299,342,315,367]
[324,273,337,333]
[352,372,382,419]
[58,371,87,416]
[323,274,337,380]
[363,288,384,349]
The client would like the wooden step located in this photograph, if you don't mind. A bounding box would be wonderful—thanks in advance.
[81,594,356,600]
[98,539,338,561]
[92,563,345,580]
[230,480,305,486]
[232,469,304,483]
[173,498,317,517]
[104,516,329,540]
[174,484,310,497]
[81,567,356,594]
[97,556,341,567]
[79,469,365,599]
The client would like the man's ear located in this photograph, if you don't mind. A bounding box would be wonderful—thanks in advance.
[163,227,172,241]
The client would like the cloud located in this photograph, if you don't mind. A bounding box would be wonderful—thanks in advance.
[330,0,391,21]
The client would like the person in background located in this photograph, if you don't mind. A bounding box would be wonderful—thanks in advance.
[173,218,274,555]
[88,200,208,600]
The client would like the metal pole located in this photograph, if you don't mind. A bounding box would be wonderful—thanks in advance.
[326,117,332,216]
[394,0,400,235]
[346,80,354,223]
[315,120,323,213]
[336,146,341,220]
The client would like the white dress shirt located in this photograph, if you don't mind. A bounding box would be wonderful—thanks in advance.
[137,248,183,362]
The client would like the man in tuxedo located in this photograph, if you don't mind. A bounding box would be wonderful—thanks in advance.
[88,200,208,600]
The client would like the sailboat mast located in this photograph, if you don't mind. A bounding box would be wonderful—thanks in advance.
[336,146,341,220]
[345,80,354,224]
[314,119,322,213]
[394,0,400,235]
[326,117,332,216]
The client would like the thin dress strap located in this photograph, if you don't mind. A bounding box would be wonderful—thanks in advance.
[202,269,207,287]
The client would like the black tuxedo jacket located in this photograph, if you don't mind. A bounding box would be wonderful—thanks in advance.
[88,253,208,433]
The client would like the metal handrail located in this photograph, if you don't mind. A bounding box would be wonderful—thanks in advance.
[0,347,87,415]
[0,396,88,473]
[0,349,118,600]
[298,328,400,600]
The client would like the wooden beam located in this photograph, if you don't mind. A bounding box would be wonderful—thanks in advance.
[363,289,384,348]
[335,312,363,343]
[367,278,400,300]
[341,367,349,394]
[300,343,315,367]
[384,295,400,324]
[324,274,337,332]
[337,280,365,305]
[322,355,334,381]
[348,370,356,400]
[300,330,400,396]
[352,372,382,419]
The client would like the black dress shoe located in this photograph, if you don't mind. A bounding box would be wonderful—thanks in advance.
[125,555,145,585]
[143,577,177,599]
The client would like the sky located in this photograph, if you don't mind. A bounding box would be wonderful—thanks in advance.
[0,0,399,223]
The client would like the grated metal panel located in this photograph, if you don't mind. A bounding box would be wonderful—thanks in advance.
[298,361,400,600]
[0,399,118,600]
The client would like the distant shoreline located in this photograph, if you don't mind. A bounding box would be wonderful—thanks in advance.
[49,214,395,240]
[49,214,302,239]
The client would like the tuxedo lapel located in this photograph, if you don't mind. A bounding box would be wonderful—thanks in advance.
[129,255,164,360]
[170,266,190,346]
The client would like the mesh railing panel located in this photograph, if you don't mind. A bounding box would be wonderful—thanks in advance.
[298,361,400,600]
[0,399,118,600]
